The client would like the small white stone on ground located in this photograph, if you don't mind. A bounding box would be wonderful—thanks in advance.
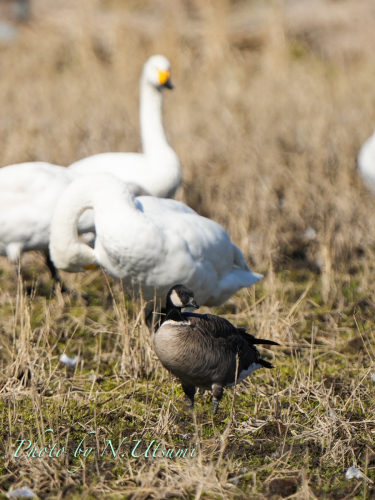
[60,354,79,368]
[7,487,37,498]
[345,467,363,480]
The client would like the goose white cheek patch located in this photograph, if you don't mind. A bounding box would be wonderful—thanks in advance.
[171,289,184,307]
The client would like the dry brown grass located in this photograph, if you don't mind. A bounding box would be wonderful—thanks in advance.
[2,0,375,498]
[2,260,375,499]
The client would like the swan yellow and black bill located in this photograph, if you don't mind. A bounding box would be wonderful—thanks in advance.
[158,69,171,86]
[83,264,98,270]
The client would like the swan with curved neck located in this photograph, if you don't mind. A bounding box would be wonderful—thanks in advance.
[68,55,182,199]
[50,173,262,306]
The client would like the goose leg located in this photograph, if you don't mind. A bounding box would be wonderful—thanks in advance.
[181,383,196,410]
[212,383,223,415]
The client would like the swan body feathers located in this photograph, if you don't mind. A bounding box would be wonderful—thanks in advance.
[0,162,97,263]
[50,173,262,306]
[358,130,375,193]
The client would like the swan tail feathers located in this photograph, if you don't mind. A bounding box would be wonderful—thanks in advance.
[233,244,250,271]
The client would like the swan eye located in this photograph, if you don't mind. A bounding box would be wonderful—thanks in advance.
[83,264,98,270]
[157,69,171,85]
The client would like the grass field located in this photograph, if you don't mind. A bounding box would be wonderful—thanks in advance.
[1,0,375,498]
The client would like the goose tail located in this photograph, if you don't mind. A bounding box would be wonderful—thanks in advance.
[238,330,280,347]
[248,336,280,346]
[259,359,274,369]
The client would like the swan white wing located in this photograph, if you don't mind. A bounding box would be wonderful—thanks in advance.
[69,153,145,178]
[69,153,163,197]
[0,162,95,256]
[0,202,52,252]
[139,198,262,304]
[0,162,73,194]
[358,131,375,193]
[69,152,181,199]
[94,201,167,287]
[140,200,233,267]
[138,196,256,278]
[0,163,73,252]
[136,196,196,215]
[134,201,238,300]
[88,183,199,295]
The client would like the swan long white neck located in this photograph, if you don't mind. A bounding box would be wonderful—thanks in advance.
[50,180,99,272]
[49,174,158,274]
[138,76,182,198]
[140,79,170,157]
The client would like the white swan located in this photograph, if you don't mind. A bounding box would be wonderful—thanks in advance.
[68,55,182,199]
[0,162,95,279]
[49,173,262,306]
[358,130,375,193]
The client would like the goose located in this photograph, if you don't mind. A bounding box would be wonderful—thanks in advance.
[358,130,375,193]
[0,162,96,284]
[49,173,263,307]
[68,55,182,199]
[153,284,279,414]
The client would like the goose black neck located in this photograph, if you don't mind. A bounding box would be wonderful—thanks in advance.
[165,295,177,313]
[164,298,184,323]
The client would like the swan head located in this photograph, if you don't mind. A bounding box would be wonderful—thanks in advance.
[50,238,98,273]
[143,55,173,90]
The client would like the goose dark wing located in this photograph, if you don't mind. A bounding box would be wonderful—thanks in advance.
[183,312,279,347]
[184,312,275,379]
[183,312,241,339]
